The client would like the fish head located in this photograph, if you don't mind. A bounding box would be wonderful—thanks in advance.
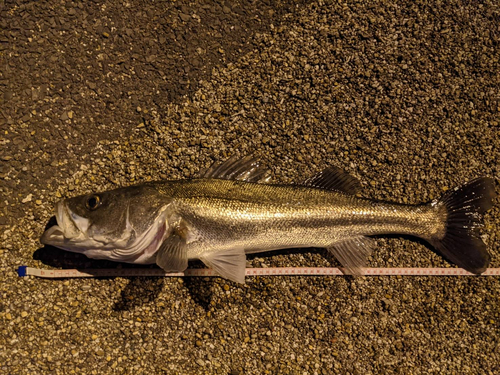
[41,185,170,263]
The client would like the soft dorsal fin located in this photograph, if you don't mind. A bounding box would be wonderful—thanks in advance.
[200,155,271,183]
[303,167,361,194]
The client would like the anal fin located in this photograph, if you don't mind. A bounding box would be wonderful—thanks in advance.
[327,236,374,275]
[200,248,247,284]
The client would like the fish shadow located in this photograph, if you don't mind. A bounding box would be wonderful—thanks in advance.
[33,244,217,311]
[182,264,215,311]
[112,277,165,311]
[35,219,218,311]
[34,245,120,269]
[370,234,445,262]
[33,245,164,309]
[33,217,164,309]
[111,263,215,312]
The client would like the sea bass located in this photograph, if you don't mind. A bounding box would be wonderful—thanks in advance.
[41,156,496,283]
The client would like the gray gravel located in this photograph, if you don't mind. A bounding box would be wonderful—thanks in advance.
[1,0,500,374]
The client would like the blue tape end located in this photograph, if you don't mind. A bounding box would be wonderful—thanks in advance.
[17,266,28,277]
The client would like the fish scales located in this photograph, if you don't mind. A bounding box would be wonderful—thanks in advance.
[164,179,444,258]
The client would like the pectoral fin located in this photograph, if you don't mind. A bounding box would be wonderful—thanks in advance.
[327,236,374,275]
[200,248,247,284]
[156,234,188,273]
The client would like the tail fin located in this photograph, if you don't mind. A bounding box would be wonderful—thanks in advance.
[430,177,496,274]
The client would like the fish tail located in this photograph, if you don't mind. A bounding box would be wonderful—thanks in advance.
[430,177,495,274]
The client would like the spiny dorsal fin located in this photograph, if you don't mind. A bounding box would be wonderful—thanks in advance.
[303,167,361,194]
[326,236,374,275]
[200,155,271,183]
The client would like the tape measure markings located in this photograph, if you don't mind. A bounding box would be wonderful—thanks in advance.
[17,266,500,279]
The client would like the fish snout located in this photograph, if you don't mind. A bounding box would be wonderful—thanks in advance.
[41,201,83,245]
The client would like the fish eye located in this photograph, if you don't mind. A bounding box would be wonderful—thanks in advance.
[85,195,101,210]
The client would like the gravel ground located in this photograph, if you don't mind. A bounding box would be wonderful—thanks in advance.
[1,0,499,374]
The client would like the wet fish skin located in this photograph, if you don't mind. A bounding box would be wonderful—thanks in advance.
[164,178,445,255]
[40,156,496,283]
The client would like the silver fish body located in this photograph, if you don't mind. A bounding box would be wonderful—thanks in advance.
[165,179,443,256]
[41,156,495,283]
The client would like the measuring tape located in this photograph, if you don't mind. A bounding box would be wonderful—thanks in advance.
[17,266,500,279]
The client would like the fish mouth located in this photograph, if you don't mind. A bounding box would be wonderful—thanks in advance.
[40,224,65,246]
[40,201,89,251]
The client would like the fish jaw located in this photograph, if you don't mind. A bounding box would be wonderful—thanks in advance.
[40,201,106,252]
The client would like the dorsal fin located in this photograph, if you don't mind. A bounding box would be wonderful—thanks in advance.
[303,167,361,194]
[200,155,271,183]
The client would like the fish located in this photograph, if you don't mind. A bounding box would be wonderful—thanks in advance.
[40,156,496,283]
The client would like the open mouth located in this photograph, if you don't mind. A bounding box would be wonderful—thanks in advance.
[40,202,64,246]
[40,224,65,246]
[40,201,85,247]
